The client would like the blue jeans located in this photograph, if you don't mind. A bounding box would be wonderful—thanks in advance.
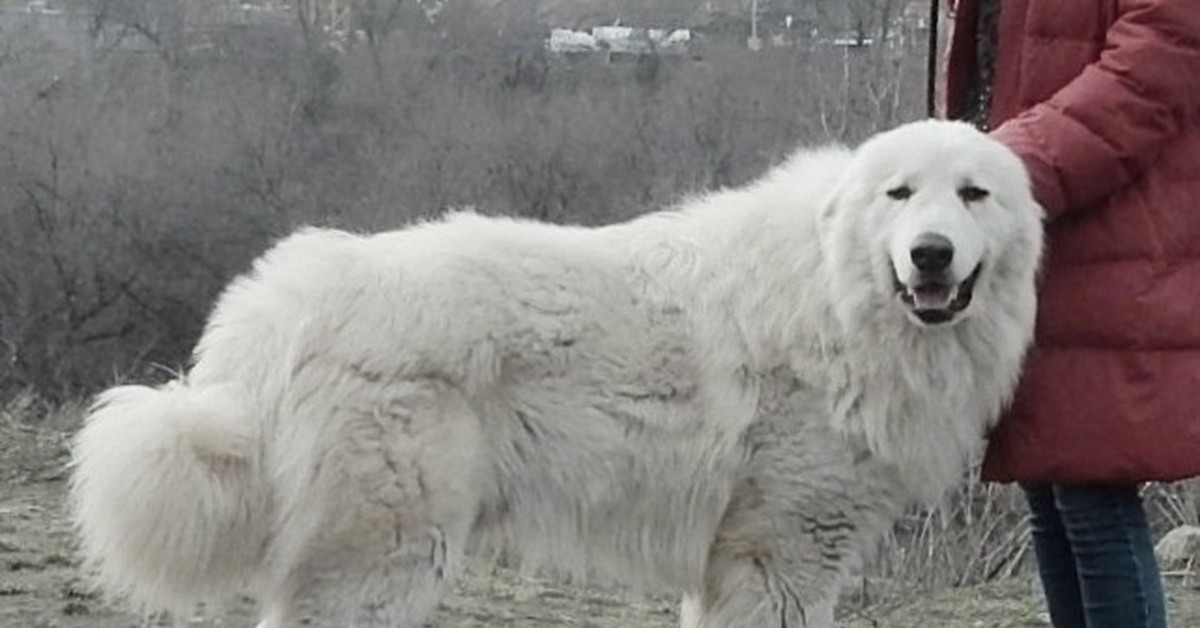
[1023,484,1167,628]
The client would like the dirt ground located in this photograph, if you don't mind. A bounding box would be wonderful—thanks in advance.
[3,415,1198,628]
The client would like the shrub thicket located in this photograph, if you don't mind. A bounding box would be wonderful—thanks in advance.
[0,3,926,398]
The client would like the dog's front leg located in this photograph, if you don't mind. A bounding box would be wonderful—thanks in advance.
[679,557,835,628]
[253,604,295,628]
[679,401,891,628]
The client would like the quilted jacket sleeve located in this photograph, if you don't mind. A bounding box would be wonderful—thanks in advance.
[990,0,1200,220]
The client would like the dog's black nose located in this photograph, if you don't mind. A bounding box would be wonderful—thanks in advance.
[911,234,954,273]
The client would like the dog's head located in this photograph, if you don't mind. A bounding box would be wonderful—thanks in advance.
[820,120,1044,330]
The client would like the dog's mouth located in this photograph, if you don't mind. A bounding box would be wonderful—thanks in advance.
[893,264,982,325]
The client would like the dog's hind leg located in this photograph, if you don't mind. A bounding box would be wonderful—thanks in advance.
[314,522,470,627]
[287,378,484,627]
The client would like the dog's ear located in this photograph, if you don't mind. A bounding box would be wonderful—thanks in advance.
[1005,184,1047,285]
[993,159,1046,282]
[816,168,853,239]
[815,169,864,287]
[1001,162,1046,223]
[817,177,845,223]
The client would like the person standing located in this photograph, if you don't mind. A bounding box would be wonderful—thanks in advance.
[941,1,1200,627]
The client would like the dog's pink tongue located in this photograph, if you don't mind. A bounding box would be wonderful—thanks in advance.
[912,285,952,310]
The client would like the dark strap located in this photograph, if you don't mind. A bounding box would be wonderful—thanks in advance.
[926,0,940,118]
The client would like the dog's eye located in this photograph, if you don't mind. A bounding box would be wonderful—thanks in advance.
[959,185,989,203]
[886,185,913,201]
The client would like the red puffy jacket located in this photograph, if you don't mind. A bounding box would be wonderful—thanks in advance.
[944,0,1200,483]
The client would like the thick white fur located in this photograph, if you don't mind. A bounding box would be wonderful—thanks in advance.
[69,120,1043,627]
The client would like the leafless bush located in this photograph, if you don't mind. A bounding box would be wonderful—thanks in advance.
[845,475,1200,609]
[1146,480,1200,540]
[0,5,928,399]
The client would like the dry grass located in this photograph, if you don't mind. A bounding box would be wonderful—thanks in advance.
[846,469,1200,612]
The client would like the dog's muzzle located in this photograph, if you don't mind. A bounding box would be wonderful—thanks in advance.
[893,234,982,326]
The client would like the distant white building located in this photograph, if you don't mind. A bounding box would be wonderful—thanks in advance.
[548,28,597,54]
[548,26,691,58]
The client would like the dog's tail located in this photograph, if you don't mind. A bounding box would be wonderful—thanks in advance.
[69,382,265,612]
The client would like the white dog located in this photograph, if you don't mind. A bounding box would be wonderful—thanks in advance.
[70,120,1043,627]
